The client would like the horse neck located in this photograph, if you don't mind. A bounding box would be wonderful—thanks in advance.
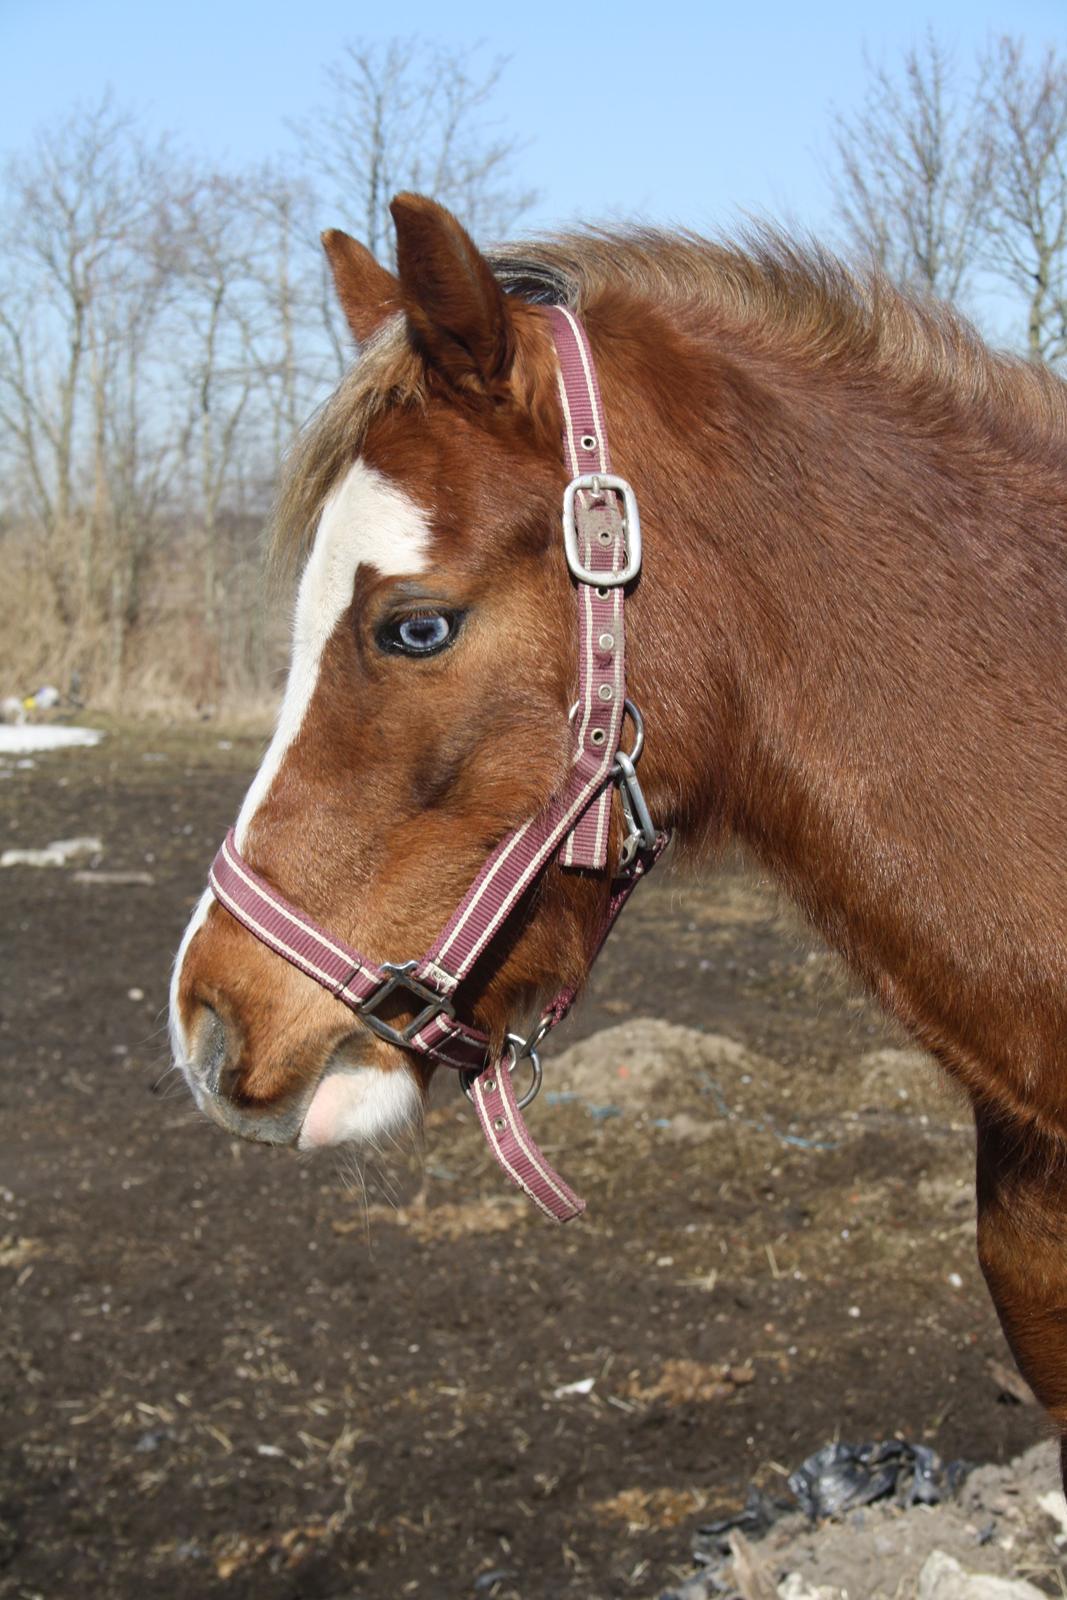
[611,296,1067,1033]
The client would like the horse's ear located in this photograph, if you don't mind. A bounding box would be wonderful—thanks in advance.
[390,192,514,398]
[321,229,401,344]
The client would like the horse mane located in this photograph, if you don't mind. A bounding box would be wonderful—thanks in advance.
[494,226,1067,422]
[273,225,1067,571]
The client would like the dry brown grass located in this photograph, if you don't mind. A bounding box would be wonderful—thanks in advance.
[621,1357,757,1407]
[0,528,288,716]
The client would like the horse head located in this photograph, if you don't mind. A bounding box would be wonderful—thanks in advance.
[169,195,668,1156]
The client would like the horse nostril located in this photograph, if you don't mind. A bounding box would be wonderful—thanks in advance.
[191,1002,241,1100]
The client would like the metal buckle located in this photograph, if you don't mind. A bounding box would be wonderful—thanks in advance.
[359,960,455,1049]
[460,1031,543,1111]
[562,473,642,587]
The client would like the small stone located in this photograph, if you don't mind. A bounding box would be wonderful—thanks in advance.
[917,1550,1047,1598]
[134,1429,168,1453]
[553,1377,595,1398]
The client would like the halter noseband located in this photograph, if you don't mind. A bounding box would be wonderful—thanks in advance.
[206,307,669,1221]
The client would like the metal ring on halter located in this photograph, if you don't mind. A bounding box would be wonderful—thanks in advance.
[624,700,645,764]
[460,1032,543,1110]
[568,696,644,766]
[616,699,644,766]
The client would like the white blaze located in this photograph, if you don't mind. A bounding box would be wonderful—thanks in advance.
[234,460,433,850]
[170,460,432,1114]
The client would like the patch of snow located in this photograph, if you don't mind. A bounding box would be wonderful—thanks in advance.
[0,725,103,754]
[73,869,154,887]
[1,836,103,869]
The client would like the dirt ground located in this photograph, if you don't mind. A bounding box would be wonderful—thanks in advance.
[0,722,1061,1600]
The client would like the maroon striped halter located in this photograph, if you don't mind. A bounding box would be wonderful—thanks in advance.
[208,307,668,1221]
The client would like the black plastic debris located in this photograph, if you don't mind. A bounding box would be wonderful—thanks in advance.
[692,1486,784,1567]
[788,1439,969,1521]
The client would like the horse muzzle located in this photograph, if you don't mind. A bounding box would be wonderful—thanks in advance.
[171,899,423,1150]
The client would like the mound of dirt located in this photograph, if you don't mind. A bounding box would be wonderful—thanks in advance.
[658,1440,1066,1599]
[549,1018,772,1110]
[857,1047,956,1117]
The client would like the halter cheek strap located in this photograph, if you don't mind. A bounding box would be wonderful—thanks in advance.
[207,306,669,1222]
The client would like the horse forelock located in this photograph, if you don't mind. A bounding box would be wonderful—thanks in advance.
[271,316,426,576]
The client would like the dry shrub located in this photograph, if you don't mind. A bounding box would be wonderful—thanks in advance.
[0,521,289,717]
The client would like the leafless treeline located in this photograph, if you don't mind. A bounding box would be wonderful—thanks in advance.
[0,42,534,709]
[830,33,1067,361]
[1,33,1065,712]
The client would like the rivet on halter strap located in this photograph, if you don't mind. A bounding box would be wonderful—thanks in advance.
[206,305,670,1223]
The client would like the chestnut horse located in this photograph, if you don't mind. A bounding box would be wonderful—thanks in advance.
[171,194,1067,1479]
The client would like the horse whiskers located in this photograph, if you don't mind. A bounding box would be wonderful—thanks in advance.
[155,1078,192,1103]
[337,1149,372,1246]
[151,1059,184,1090]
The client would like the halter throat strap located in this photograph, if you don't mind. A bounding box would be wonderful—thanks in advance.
[207,306,668,1222]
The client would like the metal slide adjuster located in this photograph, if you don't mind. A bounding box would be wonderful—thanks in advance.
[359,960,455,1048]
[562,473,642,586]
[460,1031,543,1111]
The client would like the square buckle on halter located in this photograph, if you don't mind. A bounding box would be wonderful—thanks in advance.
[359,961,455,1049]
[562,473,642,586]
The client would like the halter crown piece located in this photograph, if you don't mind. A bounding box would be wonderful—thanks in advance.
[207,308,670,1221]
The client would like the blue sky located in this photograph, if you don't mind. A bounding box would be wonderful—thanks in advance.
[3,0,1064,247]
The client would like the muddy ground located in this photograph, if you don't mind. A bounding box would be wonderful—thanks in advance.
[0,722,1061,1599]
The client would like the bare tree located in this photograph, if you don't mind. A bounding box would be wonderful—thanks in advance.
[240,165,333,460]
[0,96,174,655]
[95,247,181,685]
[291,39,537,364]
[0,43,538,707]
[981,38,1067,365]
[827,34,1067,368]
[164,173,260,639]
[828,33,994,303]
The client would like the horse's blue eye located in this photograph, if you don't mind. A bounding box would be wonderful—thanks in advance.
[390,612,455,655]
